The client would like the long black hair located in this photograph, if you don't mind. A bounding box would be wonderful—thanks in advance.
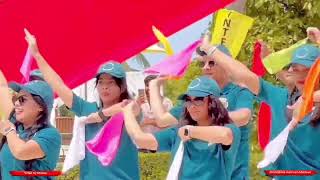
[95,74,130,107]
[0,95,49,180]
[179,96,231,127]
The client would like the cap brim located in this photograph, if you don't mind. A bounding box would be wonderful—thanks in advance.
[96,71,124,79]
[291,60,313,68]
[8,82,23,92]
[178,91,210,100]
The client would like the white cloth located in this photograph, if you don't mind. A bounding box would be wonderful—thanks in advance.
[257,120,295,169]
[166,141,184,180]
[62,116,86,173]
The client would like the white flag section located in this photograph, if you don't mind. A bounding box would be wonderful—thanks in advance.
[62,116,86,173]
[257,120,295,169]
[166,141,184,180]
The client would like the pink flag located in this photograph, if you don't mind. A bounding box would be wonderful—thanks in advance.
[86,113,124,166]
[144,40,201,78]
[20,48,33,82]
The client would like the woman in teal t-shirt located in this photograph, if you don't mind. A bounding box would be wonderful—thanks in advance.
[123,76,241,180]
[0,71,61,180]
[24,30,139,179]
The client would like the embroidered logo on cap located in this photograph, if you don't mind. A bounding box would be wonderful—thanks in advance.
[296,47,309,59]
[102,63,114,71]
[188,78,201,89]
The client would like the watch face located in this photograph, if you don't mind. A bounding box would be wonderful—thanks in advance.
[184,128,188,136]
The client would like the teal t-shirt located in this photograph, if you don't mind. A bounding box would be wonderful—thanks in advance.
[261,114,320,180]
[154,124,241,180]
[0,124,61,180]
[71,94,139,180]
[258,78,320,179]
[169,83,254,179]
[257,78,290,139]
[221,83,254,180]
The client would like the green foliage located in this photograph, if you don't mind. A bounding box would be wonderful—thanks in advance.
[241,0,320,85]
[57,165,80,180]
[139,153,171,180]
[59,105,75,118]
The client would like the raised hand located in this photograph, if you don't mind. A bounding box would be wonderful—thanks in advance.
[24,28,40,56]
[307,27,320,44]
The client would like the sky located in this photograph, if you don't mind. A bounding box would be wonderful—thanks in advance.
[127,15,213,70]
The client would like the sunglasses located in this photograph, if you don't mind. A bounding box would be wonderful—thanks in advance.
[197,61,216,68]
[185,97,206,107]
[13,95,28,105]
[196,47,207,56]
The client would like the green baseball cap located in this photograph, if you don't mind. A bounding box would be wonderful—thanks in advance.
[96,61,126,78]
[179,76,221,100]
[9,80,54,114]
[291,44,320,68]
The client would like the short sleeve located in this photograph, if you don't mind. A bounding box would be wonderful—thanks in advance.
[234,89,254,110]
[32,127,62,162]
[154,127,178,152]
[257,78,288,106]
[70,93,98,116]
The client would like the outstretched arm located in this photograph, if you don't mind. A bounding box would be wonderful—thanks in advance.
[24,29,74,108]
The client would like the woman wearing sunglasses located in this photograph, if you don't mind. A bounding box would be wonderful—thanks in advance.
[0,70,61,180]
[123,76,241,180]
[23,29,139,179]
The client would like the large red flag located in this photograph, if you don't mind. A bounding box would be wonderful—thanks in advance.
[0,0,234,88]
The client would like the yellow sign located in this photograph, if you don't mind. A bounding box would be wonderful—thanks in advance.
[211,9,254,58]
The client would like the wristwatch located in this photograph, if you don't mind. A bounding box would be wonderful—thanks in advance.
[4,127,16,136]
[184,126,192,138]
[98,109,110,123]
